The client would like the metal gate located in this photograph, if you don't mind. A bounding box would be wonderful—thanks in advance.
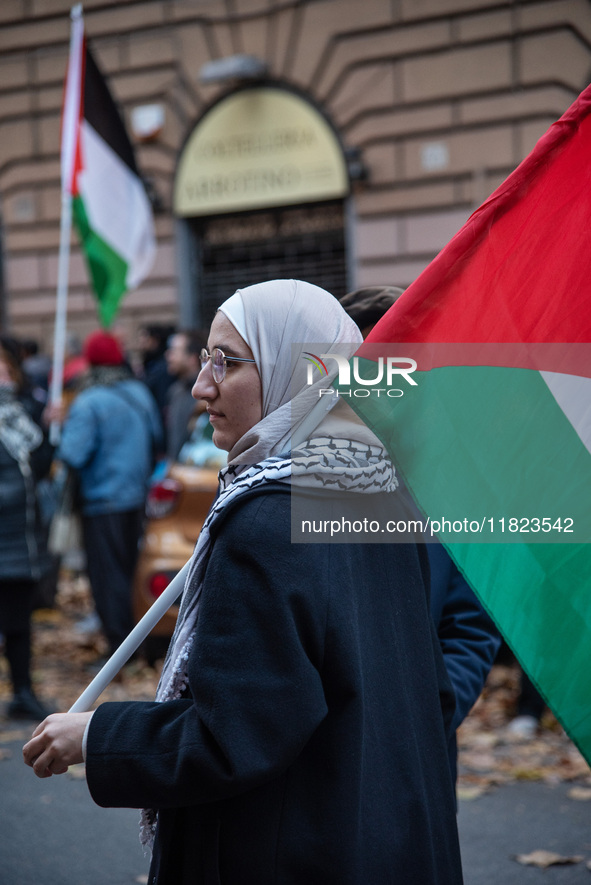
[190,201,348,326]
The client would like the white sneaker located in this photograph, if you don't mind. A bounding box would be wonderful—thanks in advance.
[506,714,539,739]
[73,612,102,634]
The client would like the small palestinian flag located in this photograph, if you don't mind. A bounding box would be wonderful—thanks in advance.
[61,10,155,327]
[342,84,591,765]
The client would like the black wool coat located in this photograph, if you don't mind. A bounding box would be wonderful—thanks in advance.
[86,485,463,885]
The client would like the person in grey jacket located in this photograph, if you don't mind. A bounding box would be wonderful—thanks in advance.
[54,330,162,660]
[0,340,53,720]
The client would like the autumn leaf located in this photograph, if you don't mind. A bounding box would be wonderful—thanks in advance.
[567,786,591,801]
[456,785,488,801]
[514,850,584,868]
[0,729,29,744]
[66,763,86,780]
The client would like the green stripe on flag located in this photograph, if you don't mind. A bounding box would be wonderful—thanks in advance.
[340,358,591,763]
[454,539,591,759]
[343,361,591,544]
[73,194,129,328]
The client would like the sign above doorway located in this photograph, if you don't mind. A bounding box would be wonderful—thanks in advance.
[174,85,349,217]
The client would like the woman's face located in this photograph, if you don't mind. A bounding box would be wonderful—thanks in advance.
[193,312,263,452]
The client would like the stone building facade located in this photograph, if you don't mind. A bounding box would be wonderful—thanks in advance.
[0,0,590,346]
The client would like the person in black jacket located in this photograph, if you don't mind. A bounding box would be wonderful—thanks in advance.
[0,341,53,720]
[24,281,464,884]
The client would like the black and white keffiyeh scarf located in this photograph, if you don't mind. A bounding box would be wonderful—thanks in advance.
[139,437,396,849]
[0,386,43,472]
[140,454,291,848]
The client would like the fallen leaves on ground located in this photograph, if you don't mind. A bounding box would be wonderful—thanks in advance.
[1,570,590,801]
[457,664,591,795]
[514,850,584,868]
[566,786,591,801]
[0,571,161,717]
[0,729,29,743]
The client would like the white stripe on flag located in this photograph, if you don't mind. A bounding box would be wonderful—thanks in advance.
[542,371,591,454]
[78,120,155,286]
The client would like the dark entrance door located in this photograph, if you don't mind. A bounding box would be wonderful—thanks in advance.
[190,200,347,326]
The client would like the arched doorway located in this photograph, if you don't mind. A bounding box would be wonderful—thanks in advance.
[173,83,351,327]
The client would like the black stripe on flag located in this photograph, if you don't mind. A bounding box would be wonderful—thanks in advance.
[84,43,139,176]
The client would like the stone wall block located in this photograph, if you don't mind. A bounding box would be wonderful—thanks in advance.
[403,125,514,179]
[459,85,576,125]
[0,120,35,168]
[519,31,591,90]
[0,56,29,89]
[328,62,397,130]
[400,0,495,20]
[404,207,471,253]
[317,22,451,99]
[0,0,25,24]
[34,49,68,86]
[457,9,513,42]
[356,217,401,260]
[356,258,431,289]
[37,113,61,157]
[518,0,591,44]
[5,255,42,292]
[402,42,513,102]
[0,18,67,53]
[356,180,456,215]
[362,143,397,185]
[346,103,453,147]
[87,3,165,36]
[128,34,178,68]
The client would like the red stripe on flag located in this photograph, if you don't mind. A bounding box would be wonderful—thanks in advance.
[363,84,591,347]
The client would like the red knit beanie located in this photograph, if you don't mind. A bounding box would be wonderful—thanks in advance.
[83,330,124,366]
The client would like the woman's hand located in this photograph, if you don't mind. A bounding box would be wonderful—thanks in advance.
[22,712,92,778]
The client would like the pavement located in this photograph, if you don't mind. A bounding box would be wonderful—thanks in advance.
[1,716,590,884]
[0,719,149,885]
[458,780,591,884]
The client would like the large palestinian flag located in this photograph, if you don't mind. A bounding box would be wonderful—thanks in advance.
[341,84,591,764]
[61,13,155,327]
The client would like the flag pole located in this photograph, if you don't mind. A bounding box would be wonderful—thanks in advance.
[66,375,342,710]
[49,192,72,445]
[50,3,84,445]
[68,561,190,712]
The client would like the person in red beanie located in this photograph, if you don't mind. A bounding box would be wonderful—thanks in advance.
[53,330,163,664]
[83,329,125,367]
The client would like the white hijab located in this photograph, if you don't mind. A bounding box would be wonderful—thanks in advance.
[218,279,366,465]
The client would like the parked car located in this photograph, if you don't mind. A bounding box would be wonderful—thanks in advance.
[132,415,225,659]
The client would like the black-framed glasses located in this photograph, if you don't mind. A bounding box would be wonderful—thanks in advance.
[200,347,256,383]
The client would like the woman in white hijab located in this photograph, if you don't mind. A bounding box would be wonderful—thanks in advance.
[24,281,463,885]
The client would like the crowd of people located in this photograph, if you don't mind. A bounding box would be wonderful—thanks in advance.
[0,323,206,717]
[0,279,543,883]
